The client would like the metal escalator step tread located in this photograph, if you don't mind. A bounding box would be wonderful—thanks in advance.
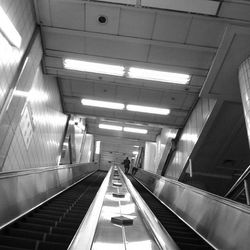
[37,241,68,250]
[0,235,37,249]
[16,222,51,232]
[178,242,214,250]
[46,233,72,244]
[52,227,76,236]
[0,245,26,250]
[23,217,56,226]
[5,228,44,240]
[57,221,79,229]
[31,213,62,221]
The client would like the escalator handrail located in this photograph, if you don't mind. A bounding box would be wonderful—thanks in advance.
[68,167,112,250]
[225,164,250,198]
[120,169,179,250]
[140,168,250,212]
[0,162,97,179]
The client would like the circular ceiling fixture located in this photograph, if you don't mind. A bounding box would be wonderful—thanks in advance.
[97,15,108,24]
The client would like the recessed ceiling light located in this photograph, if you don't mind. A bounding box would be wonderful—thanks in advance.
[126,104,170,115]
[124,127,148,134]
[128,67,190,84]
[81,98,125,110]
[99,124,123,131]
[63,59,125,76]
[0,6,22,48]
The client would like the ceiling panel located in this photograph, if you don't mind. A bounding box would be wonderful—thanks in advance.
[152,13,191,43]
[50,1,85,30]
[138,89,163,106]
[71,80,94,96]
[94,83,117,99]
[186,18,226,47]
[85,4,120,34]
[37,0,51,25]
[148,45,214,69]
[44,32,85,54]
[119,9,155,39]
[116,86,141,103]
[85,37,149,61]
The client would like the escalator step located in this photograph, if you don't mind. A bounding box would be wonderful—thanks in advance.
[37,241,68,250]
[52,227,76,236]
[46,233,72,244]
[16,222,51,232]
[23,217,56,226]
[4,228,44,240]
[0,235,37,249]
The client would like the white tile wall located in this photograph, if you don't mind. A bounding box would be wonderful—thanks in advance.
[0,1,68,171]
[165,97,216,179]
[239,58,250,147]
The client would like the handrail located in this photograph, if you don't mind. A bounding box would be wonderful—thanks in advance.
[0,162,97,179]
[120,168,179,250]
[68,167,112,250]
[134,168,250,249]
[225,164,250,198]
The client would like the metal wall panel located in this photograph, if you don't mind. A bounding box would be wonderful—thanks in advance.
[0,163,99,228]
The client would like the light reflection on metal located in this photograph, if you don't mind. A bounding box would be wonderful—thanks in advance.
[135,169,250,250]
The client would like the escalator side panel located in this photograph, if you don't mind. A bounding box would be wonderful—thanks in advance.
[0,163,99,229]
[134,169,250,250]
[0,171,106,250]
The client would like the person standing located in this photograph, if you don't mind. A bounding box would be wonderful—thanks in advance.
[122,157,130,174]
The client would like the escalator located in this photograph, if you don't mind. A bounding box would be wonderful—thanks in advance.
[129,176,214,250]
[0,171,106,250]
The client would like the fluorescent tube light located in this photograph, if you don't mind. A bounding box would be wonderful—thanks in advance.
[81,98,125,110]
[133,145,139,148]
[0,7,21,48]
[126,104,170,115]
[64,59,125,76]
[128,67,190,84]
[124,127,148,134]
[133,151,139,155]
[99,124,123,131]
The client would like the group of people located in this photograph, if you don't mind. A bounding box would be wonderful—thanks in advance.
[122,157,138,175]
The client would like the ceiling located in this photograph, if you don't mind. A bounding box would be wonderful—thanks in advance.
[33,0,250,169]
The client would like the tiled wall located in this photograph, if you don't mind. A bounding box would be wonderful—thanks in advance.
[2,64,68,171]
[0,0,35,111]
[0,0,68,171]
[143,127,178,174]
[165,97,216,179]
[239,58,250,147]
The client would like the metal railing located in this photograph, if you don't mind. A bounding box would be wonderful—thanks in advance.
[224,164,250,205]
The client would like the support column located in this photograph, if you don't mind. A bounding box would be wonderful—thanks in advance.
[239,58,250,148]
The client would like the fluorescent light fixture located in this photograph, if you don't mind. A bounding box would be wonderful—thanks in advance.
[99,124,123,131]
[124,127,148,134]
[133,151,139,155]
[81,98,125,110]
[63,59,125,76]
[126,104,170,115]
[0,7,21,48]
[133,145,139,148]
[128,67,190,84]
[95,141,101,154]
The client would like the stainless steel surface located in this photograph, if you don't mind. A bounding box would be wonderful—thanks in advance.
[244,180,250,205]
[120,170,179,250]
[135,169,250,250]
[68,167,112,250]
[0,163,98,228]
[225,164,250,199]
[69,166,179,250]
